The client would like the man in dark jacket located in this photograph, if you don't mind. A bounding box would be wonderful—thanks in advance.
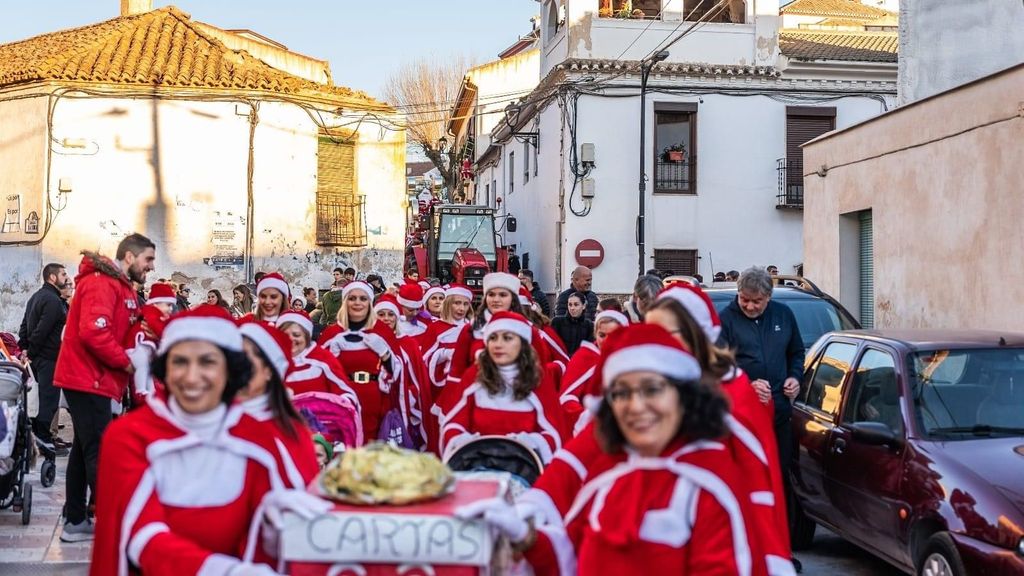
[718,266,805,569]
[18,262,69,454]
[518,269,551,318]
[54,233,155,542]
[554,266,599,321]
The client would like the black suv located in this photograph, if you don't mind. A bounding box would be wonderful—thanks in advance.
[703,276,861,350]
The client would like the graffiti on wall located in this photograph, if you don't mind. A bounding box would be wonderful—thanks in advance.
[2,194,21,233]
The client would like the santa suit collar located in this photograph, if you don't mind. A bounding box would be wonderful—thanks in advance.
[239,394,272,422]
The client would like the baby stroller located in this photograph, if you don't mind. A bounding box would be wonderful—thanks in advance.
[0,360,36,525]
[292,392,363,450]
[446,436,545,491]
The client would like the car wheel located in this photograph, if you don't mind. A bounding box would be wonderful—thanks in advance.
[788,496,816,550]
[919,533,965,576]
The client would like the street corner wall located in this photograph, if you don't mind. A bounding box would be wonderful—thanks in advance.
[355,110,407,253]
[0,91,51,331]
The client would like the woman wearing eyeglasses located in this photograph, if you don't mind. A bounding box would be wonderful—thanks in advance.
[457,324,752,575]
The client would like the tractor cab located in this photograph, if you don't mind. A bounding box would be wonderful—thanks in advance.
[405,205,507,297]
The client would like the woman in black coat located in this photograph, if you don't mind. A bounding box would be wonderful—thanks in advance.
[551,292,594,356]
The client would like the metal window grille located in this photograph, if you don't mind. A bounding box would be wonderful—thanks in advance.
[654,249,698,276]
[316,136,366,247]
[859,210,874,328]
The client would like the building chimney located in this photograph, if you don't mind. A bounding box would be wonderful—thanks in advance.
[120,0,153,16]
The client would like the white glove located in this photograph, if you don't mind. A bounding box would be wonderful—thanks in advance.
[511,432,554,466]
[227,562,282,576]
[363,333,392,359]
[128,345,154,396]
[454,497,529,543]
[262,489,332,530]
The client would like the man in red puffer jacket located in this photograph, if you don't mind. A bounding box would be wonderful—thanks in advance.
[54,233,155,542]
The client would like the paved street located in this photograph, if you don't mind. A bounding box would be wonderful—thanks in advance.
[800,530,906,575]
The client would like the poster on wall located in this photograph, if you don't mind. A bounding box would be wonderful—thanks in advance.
[2,194,21,233]
[203,209,245,269]
[25,211,39,234]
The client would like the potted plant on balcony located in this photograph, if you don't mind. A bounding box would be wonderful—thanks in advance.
[599,0,613,17]
[663,144,686,163]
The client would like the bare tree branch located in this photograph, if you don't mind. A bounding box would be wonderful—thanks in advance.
[382,56,475,196]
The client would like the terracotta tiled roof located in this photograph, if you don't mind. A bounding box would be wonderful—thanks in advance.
[781,0,894,19]
[780,30,898,63]
[0,6,389,110]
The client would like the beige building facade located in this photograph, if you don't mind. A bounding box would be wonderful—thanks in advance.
[802,63,1024,330]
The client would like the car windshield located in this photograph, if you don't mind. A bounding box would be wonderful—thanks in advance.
[436,214,496,261]
[777,298,858,349]
[910,348,1024,438]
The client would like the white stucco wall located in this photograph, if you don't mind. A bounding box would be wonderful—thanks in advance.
[898,0,1024,105]
[0,91,406,331]
[499,89,890,296]
[469,50,541,164]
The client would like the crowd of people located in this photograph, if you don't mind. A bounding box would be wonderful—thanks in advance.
[11,231,804,575]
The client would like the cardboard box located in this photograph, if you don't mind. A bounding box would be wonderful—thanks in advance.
[284,478,505,576]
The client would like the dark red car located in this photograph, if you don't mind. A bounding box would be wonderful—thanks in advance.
[790,330,1024,575]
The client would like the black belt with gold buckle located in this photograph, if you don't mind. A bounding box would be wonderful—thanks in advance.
[350,371,378,384]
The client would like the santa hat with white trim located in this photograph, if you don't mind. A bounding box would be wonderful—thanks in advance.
[397,283,424,309]
[424,285,445,302]
[656,282,722,342]
[146,283,177,306]
[482,311,533,343]
[373,294,400,317]
[238,320,293,381]
[518,286,533,306]
[445,283,473,301]
[278,309,314,337]
[158,304,242,355]
[341,281,373,301]
[418,281,432,291]
[482,272,520,296]
[600,323,701,386]
[256,272,290,300]
[595,309,629,327]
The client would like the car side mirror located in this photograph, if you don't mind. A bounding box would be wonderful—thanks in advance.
[506,217,517,233]
[849,421,902,448]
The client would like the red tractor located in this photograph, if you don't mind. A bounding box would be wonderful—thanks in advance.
[405,204,509,299]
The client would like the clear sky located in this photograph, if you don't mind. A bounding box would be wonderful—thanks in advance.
[0,0,539,99]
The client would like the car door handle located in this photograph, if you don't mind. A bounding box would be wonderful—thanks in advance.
[832,438,846,455]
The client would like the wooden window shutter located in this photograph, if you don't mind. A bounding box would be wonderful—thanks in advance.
[786,109,835,191]
[316,135,366,247]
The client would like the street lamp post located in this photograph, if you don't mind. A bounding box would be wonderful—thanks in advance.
[637,50,669,277]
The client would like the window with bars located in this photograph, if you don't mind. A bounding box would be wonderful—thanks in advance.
[654,249,698,276]
[316,135,366,247]
[654,104,697,194]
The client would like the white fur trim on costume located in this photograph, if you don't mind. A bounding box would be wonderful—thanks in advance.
[278,311,313,337]
[445,286,473,301]
[374,300,400,316]
[766,555,798,576]
[553,449,588,481]
[424,286,445,301]
[127,522,169,566]
[751,491,775,506]
[658,286,721,342]
[518,294,531,305]
[482,272,520,296]
[257,277,289,299]
[158,316,242,354]
[341,281,373,300]
[595,310,628,327]
[397,294,423,309]
[483,318,532,343]
[145,296,177,306]
[602,343,700,385]
[197,553,239,576]
[239,323,289,380]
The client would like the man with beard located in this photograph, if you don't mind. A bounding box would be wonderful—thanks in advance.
[54,233,155,542]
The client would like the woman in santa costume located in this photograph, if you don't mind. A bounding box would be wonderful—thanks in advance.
[92,305,329,576]
[646,282,794,576]
[243,272,289,325]
[236,320,320,490]
[457,324,752,576]
[373,295,433,451]
[276,309,359,405]
[423,285,446,320]
[446,273,557,390]
[439,311,568,465]
[559,310,628,435]
[421,284,474,396]
[395,283,430,339]
[317,281,402,441]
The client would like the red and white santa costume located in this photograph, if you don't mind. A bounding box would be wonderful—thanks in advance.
[559,310,629,435]
[655,283,794,576]
[516,324,755,576]
[277,311,360,405]
[446,273,558,389]
[422,285,446,319]
[92,306,288,576]
[318,282,402,442]
[421,284,473,395]
[237,320,320,491]
[375,296,433,452]
[396,283,430,339]
[124,292,173,407]
[520,286,572,369]
[239,272,290,325]
[439,312,568,464]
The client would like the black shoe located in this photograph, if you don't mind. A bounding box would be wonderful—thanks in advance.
[792,556,803,573]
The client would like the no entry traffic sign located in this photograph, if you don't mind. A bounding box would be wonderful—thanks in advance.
[575,239,604,268]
